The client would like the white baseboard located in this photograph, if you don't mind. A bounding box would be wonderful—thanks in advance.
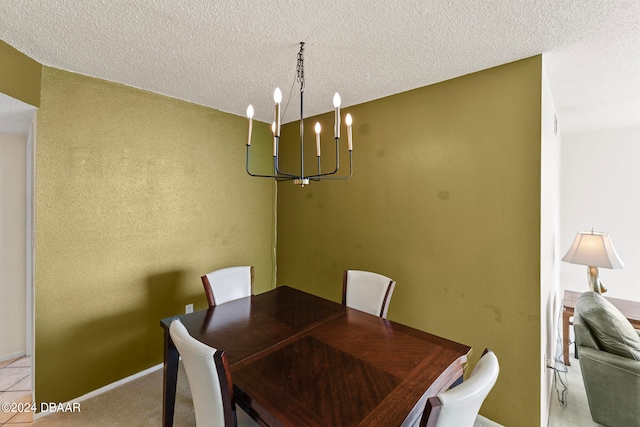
[0,351,26,363]
[34,363,163,420]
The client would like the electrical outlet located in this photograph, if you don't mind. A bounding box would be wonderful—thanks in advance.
[185,303,194,314]
[546,358,553,368]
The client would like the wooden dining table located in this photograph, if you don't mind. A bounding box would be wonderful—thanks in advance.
[160,286,470,427]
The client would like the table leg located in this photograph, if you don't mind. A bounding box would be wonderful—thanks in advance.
[163,329,179,427]
[562,309,571,366]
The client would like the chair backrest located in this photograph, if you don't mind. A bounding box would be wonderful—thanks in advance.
[342,270,396,318]
[420,349,499,427]
[169,318,235,427]
[202,266,254,307]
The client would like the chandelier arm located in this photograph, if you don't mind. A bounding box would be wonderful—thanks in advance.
[331,136,341,174]
[307,137,341,178]
[306,152,353,181]
[246,145,303,180]
[272,137,301,179]
[246,145,279,178]
[274,168,300,179]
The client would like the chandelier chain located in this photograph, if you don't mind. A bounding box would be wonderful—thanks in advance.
[296,42,305,92]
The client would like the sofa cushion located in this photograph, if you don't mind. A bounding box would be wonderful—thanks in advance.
[576,292,640,361]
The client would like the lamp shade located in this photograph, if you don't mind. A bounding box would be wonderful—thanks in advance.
[562,230,624,269]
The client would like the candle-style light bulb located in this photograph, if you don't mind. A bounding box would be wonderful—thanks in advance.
[274,87,282,137]
[345,113,353,151]
[315,122,321,157]
[333,93,341,139]
[345,113,352,126]
[246,105,254,146]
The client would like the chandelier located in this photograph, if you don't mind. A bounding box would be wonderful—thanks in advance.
[245,42,353,186]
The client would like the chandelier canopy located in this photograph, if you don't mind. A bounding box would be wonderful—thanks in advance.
[245,42,353,186]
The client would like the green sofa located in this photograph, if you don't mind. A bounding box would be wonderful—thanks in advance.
[573,291,640,427]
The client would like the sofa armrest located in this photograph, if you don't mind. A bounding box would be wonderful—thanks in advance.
[578,346,640,427]
[580,345,640,374]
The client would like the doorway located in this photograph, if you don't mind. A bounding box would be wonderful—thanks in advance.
[0,92,36,392]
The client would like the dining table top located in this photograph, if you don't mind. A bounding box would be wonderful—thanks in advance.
[160,285,471,427]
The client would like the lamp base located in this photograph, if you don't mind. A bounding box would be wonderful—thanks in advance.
[587,266,607,294]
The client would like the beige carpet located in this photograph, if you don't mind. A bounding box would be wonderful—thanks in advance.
[34,363,195,426]
[547,353,603,427]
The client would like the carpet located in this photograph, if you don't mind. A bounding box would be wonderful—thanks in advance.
[34,363,195,426]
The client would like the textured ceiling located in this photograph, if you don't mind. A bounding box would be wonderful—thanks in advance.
[1,0,639,135]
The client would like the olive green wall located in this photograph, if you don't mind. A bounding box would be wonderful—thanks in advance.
[0,41,41,107]
[276,56,542,426]
[35,67,275,403]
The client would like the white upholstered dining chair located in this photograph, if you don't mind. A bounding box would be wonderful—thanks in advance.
[201,266,254,307]
[418,349,501,427]
[169,319,257,427]
[342,269,396,318]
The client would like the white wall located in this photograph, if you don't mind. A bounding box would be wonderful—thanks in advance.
[540,62,561,426]
[0,132,27,359]
[561,127,640,301]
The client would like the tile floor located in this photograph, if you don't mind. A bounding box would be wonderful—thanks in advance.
[0,356,33,425]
